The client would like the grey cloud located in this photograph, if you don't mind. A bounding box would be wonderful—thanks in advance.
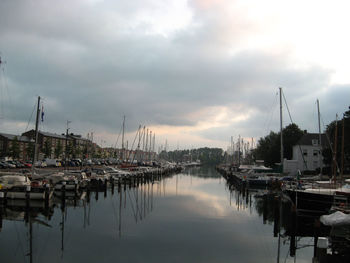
[0,0,348,147]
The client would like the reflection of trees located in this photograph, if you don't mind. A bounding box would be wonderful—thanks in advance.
[254,194,276,224]
[185,165,222,178]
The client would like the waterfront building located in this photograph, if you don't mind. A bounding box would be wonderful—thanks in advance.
[67,133,92,158]
[22,130,69,159]
[0,132,34,160]
[284,133,327,174]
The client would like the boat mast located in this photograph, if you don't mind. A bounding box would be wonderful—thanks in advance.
[332,114,338,184]
[152,132,156,161]
[317,99,323,174]
[149,131,152,162]
[65,120,71,170]
[279,87,284,167]
[145,128,149,162]
[121,115,125,162]
[31,96,41,176]
[238,135,241,167]
[341,117,345,182]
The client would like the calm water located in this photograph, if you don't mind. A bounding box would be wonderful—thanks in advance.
[0,166,315,263]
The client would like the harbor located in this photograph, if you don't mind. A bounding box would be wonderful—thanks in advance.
[1,1,350,262]
[0,166,348,263]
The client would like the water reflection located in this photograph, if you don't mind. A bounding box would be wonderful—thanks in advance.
[225,173,350,263]
[1,166,349,262]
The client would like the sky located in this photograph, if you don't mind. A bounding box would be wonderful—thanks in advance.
[0,0,349,151]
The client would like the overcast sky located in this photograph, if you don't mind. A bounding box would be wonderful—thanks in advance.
[0,0,349,151]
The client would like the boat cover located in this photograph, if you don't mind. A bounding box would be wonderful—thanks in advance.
[320,211,350,226]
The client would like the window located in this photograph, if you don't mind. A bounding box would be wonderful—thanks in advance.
[313,150,318,156]
[312,139,319,146]
[303,149,308,156]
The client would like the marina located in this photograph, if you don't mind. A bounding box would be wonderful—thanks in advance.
[1,166,349,263]
[1,1,350,262]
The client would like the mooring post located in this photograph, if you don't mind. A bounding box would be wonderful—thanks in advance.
[290,205,297,257]
[44,184,50,209]
[95,189,98,201]
[86,184,91,203]
[0,191,4,231]
[104,178,108,198]
[111,178,115,196]
[0,191,4,206]
[61,181,66,207]
[26,185,31,210]
[0,203,2,231]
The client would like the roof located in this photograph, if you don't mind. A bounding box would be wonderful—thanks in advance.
[39,131,67,139]
[22,130,90,141]
[296,133,328,147]
[0,132,34,142]
[68,134,90,142]
[23,129,67,140]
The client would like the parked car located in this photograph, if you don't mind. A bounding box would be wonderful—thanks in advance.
[83,159,92,166]
[14,161,25,168]
[68,160,76,167]
[0,161,10,169]
[5,161,16,168]
[34,160,47,167]
[44,158,60,167]
[23,162,32,168]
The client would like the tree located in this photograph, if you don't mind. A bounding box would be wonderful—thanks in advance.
[75,145,82,158]
[254,124,304,167]
[43,139,52,158]
[254,131,280,167]
[66,141,73,158]
[323,106,350,174]
[159,147,224,165]
[9,136,20,159]
[26,142,35,160]
[55,140,63,158]
[282,123,305,160]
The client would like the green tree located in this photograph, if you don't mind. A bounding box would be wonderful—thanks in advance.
[254,131,280,167]
[323,106,350,173]
[159,147,224,165]
[55,140,63,158]
[43,139,52,158]
[75,146,82,158]
[66,141,73,158]
[282,123,305,159]
[254,124,304,167]
[26,142,35,161]
[9,136,20,159]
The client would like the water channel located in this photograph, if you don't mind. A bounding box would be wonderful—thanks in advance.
[1,166,321,262]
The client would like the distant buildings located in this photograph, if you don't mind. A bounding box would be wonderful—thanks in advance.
[0,130,95,160]
[0,132,34,160]
[0,130,155,162]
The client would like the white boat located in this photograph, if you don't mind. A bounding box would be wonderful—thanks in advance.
[0,174,30,189]
[0,174,52,200]
[320,211,350,226]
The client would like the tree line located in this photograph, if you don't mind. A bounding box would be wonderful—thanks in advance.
[159,147,224,165]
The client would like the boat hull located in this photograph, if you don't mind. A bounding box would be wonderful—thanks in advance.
[285,189,334,214]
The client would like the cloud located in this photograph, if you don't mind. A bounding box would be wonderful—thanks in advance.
[0,0,349,149]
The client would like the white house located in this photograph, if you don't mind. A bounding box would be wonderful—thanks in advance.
[291,133,327,172]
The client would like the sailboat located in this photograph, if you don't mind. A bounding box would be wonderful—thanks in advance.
[0,96,54,201]
[283,102,350,215]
